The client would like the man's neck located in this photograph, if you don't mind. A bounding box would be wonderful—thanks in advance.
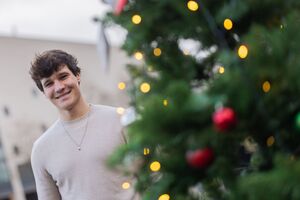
[59,99,90,121]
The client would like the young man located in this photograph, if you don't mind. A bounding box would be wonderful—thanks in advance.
[30,50,133,200]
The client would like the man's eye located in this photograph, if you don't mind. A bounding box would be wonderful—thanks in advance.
[44,82,53,87]
[60,75,68,79]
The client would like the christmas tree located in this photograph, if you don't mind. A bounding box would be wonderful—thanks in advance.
[104,0,300,199]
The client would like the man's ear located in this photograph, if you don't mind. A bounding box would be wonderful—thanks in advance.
[76,75,81,85]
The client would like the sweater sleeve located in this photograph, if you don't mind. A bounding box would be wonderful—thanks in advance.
[31,143,61,200]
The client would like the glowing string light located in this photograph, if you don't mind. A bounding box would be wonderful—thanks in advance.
[144,148,150,155]
[187,1,199,11]
[148,66,153,72]
[122,182,131,190]
[183,50,190,55]
[118,82,126,90]
[132,14,142,24]
[134,52,143,60]
[262,81,271,93]
[218,66,225,74]
[238,45,248,59]
[140,82,151,93]
[163,99,168,106]
[116,107,125,115]
[154,48,162,56]
[158,194,170,200]
[223,18,233,30]
[150,161,161,172]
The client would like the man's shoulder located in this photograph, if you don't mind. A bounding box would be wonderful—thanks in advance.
[92,104,117,112]
[32,120,60,150]
[91,104,120,118]
[91,104,124,128]
[91,104,126,144]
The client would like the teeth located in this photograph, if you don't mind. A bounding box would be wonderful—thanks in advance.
[56,91,71,99]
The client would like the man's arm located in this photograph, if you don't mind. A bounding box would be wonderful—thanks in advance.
[31,144,61,200]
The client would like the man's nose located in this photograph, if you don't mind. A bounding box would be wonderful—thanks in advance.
[54,80,65,93]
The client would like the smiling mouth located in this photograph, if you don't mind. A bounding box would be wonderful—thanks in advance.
[55,90,71,99]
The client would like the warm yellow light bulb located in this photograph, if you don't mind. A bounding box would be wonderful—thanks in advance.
[132,14,142,24]
[224,18,233,30]
[116,107,125,115]
[238,45,248,59]
[163,99,168,106]
[218,66,225,74]
[158,194,170,200]
[118,82,126,90]
[153,48,162,56]
[148,66,153,72]
[122,182,131,190]
[262,81,271,93]
[267,136,275,147]
[183,50,190,55]
[187,1,199,11]
[150,161,161,172]
[140,82,151,93]
[134,52,143,60]
[143,148,150,155]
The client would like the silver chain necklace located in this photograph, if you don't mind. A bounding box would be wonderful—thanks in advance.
[60,109,90,151]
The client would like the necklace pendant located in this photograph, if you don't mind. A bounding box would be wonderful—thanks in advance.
[77,146,81,151]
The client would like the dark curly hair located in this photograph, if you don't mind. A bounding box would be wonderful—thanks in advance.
[30,50,81,92]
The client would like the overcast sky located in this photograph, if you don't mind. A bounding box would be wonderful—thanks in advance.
[0,0,124,45]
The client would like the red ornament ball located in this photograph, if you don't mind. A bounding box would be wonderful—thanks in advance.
[212,107,237,132]
[114,0,128,15]
[186,148,214,169]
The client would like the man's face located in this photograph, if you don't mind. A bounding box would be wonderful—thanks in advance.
[41,65,81,111]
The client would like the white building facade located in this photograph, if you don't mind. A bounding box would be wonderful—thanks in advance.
[0,36,131,199]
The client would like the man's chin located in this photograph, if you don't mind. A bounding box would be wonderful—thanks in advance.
[54,101,74,111]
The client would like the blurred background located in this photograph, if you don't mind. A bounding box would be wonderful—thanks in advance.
[0,0,132,199]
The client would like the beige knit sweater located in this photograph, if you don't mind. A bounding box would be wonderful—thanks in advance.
[31,104,135,200]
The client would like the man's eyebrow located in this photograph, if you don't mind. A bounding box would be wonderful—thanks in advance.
[58,71,69,76]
